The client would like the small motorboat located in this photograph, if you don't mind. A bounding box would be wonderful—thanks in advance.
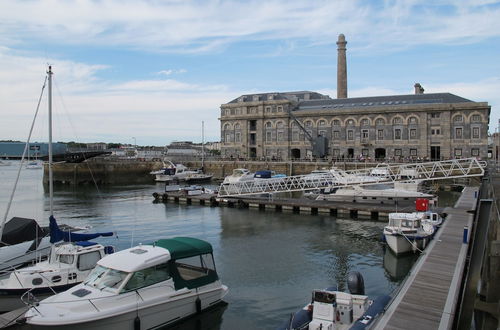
[0,216,114,312]
[383,212,435,254]
[23,237,228,329]
[278,272,391,330]
[222,168,255,185]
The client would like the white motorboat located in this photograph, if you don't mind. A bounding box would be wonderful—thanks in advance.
[0,160,10,166]
[151,161,206,182]
[315,182,436,205]
[26,160,43,169]
[278,272,391,330]
[383,212,435,254]
[222,168,254,185]
[24,237,228,329]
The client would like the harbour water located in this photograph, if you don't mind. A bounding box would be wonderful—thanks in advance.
[0,162,459,329]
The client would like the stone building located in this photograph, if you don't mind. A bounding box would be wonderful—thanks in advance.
[219,35,491,161]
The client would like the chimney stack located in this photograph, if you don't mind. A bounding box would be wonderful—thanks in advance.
[414,83,424,94]
[337,34,348,99]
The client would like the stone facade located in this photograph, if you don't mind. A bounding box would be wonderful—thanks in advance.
[220,91,490,161]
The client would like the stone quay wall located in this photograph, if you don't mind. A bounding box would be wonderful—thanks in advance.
[46,159,391,185]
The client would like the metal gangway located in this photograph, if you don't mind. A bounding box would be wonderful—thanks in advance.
[217,158,486,197]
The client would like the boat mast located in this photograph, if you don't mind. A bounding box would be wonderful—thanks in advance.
[201,121,205,170]
[48,66,53,216]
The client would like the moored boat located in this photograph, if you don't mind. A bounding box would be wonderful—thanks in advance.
[222,168,254,185]
[23,237,228,329]
[383,212,435,254]
[278,272,390,330]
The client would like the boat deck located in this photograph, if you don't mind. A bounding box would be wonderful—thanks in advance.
[375,186,479,329]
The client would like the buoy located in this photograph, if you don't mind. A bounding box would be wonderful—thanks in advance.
[134,315,141,330]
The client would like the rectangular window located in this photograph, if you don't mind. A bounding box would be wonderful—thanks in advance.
[410,129,417,139]
[431,113,441,118]
[472,114,480,122]
[333,131,340,139]
[277,131,284,141]
[265,106,271,113]
[235,132,241,142]
[454,148,462,157]
[362,149,368,156]
[472,127,480,139]
[471,148,479,156]
[292,131,299,141]
[277,106,283,112]
[394,149,402,156]
[333,149,340,156]
[361,129,369,139]
[319,130,326,137]
[455,127,463,139]
[394,129,401,140]
[377,129,384,140]
[410,149,417,156]
[225,133,231,143]
[266,131,272,142]
[347,130,354,140]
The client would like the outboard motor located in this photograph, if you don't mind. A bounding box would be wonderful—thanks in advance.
[347,271,365,295]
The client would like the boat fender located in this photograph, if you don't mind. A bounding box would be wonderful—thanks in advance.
[195,297,202,314]
[152,192,159,200]
[347,271,365,295]
[134,316,140,330]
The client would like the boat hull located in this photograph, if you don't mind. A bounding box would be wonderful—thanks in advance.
[0,283,77,312]
[384,234,430,254]
[26,284,228,330]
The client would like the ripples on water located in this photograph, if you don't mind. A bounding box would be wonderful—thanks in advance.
[0,163,460,329]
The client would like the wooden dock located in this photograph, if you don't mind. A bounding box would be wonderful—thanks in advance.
[374,186,479,330]
[152,191,430,221]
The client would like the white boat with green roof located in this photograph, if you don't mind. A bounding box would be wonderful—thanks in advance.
[23,237,228,329]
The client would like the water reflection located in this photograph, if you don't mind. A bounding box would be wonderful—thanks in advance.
[163,302,228,330]
[382,246,419,281]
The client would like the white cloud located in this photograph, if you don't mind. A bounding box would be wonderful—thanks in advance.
[1,1,499,53]
[0,49,230,144]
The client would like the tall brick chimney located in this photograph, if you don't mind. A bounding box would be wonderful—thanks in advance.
[337,34,347,99]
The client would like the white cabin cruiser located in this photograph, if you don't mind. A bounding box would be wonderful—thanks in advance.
[278,272,390,330]
[151,161,205,182]
[315,182,436,205]
[0,216,114,312]
[222,168,254,185]
[24,237,228,329]
[383,213,435,254]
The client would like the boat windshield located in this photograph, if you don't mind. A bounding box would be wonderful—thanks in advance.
[58,254,74,265]
[84,265,128,291]
[233,169,247,176]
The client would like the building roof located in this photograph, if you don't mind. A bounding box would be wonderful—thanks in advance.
[295,93,474,112]
[227,91,331,104]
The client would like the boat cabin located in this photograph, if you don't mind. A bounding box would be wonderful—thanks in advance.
[387,213,422,232]
[83,237,219,294]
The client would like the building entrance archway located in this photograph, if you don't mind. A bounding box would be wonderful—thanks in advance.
[291,148,301,159]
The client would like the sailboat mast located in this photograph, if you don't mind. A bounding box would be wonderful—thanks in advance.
[201,121,205,169]
[48,66,54,216]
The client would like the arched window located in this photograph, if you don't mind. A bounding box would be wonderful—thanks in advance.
[332,119,341,126]
[471,114,481,122]
[265,122,272,129]
[276,121,284,129]
[318,120,326,127]
[346,119,354,126]
[453,115,463,123]
[393,117,402,125]
[223,123,231,130]
[234,123,241,129]
[409,117,418,124]
[305,120,313,127]
[376,118,385,125]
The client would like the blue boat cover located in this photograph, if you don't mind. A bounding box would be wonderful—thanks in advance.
[49,216,113,244]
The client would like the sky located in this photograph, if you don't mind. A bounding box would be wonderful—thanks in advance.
[0,0,499,146]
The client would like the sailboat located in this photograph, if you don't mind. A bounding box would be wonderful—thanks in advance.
[0,66,78,272]
[0,216,114,312]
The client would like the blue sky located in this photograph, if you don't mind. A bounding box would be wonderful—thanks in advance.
[0,0,499,146]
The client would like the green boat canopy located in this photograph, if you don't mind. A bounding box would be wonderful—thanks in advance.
[154,237,213,260]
